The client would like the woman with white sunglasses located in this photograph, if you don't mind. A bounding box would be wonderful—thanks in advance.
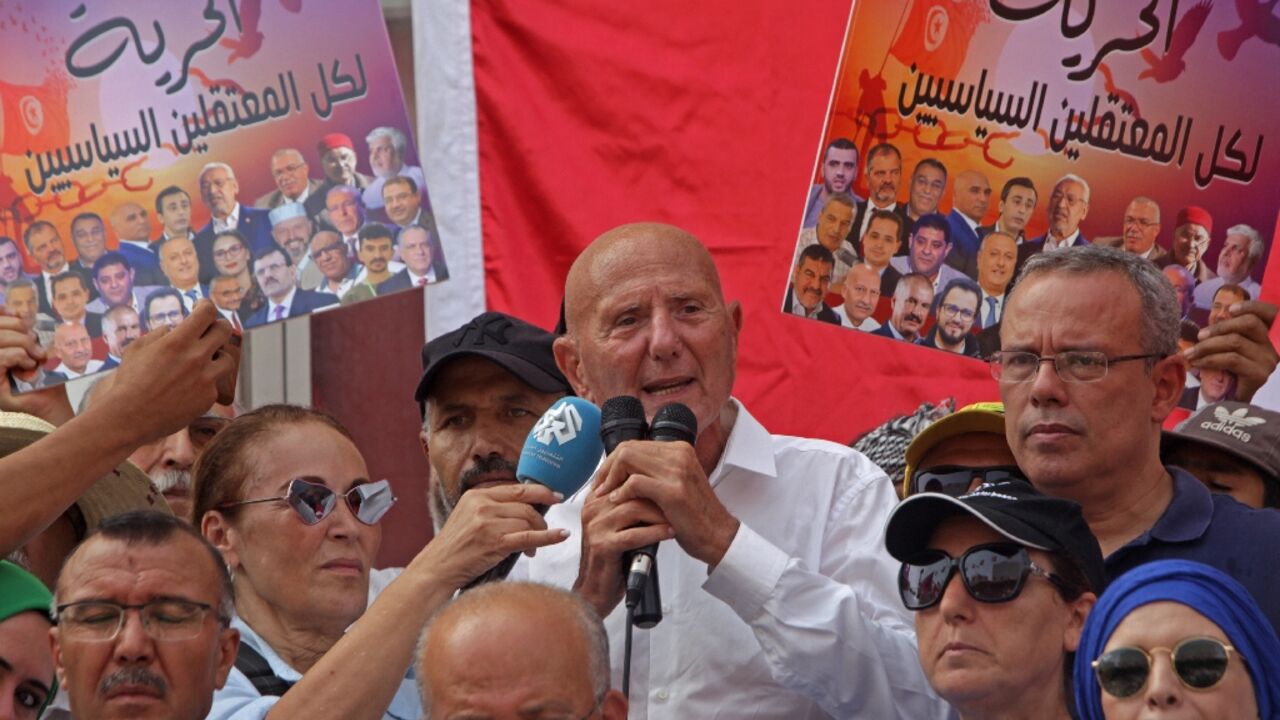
[192,405,564,720]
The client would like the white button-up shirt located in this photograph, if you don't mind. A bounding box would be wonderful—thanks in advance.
[520,400,953,719]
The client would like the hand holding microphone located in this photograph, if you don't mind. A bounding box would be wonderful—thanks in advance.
[428,396,605,591]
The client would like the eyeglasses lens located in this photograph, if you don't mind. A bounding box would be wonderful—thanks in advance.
[1095,648,1150,698]
[348,480,395,524]
[962,547,1027,602]
[1095,639,1231,698]
[1175,639,1230,689]
[286,480,337,525]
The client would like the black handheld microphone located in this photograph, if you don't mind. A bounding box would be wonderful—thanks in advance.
[624,402,696,627]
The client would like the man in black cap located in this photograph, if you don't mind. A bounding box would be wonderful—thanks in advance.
[415,311,572,529]
[1163,401,1280,509]
[885,480,1104,720]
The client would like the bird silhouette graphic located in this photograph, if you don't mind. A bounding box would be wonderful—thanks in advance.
[1139,0,1213,82]
[1219,0,1280,60]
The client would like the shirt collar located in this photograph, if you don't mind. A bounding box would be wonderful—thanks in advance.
[1137,466,1214,545]
[708,398,776,486]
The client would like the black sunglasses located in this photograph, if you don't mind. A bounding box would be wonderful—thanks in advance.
[219,478,396,526]
[899,542,1075,610]
[908,465,1027,498]
[1093,637,1240,698]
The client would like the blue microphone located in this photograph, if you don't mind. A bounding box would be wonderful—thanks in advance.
[517,396,604,499]
[464,397,603,589]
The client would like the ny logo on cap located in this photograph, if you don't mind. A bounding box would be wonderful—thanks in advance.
[453,315,512,349]
[1201,406,1266,443]
[533,402,583,446]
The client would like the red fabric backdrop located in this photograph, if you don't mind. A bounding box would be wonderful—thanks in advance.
[469,0,1280,444]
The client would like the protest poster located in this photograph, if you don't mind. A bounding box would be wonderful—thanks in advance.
[786,0,1276,413]
[0,0,444,391]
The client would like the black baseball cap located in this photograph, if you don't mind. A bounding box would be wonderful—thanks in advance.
[415,311,572,416]
[884,479,1107,593]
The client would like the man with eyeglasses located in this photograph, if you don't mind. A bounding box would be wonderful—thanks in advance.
[917,277,981,357]
[1118,196,1168,264]
[244,245,338,328]
[143,288,190,332]
[308,230,365,300]
[254,148,327,220]
[416,581,627,719]
[51,511,239,720]
[872,272,934,342]
[994,244,1280,633]
[884,478,1104,720]
[1022,175,1090,260]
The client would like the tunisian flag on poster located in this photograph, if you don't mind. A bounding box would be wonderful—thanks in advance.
[0,75,71,156]
[888,0,989,78]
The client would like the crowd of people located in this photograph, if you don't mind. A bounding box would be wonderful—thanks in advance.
[0,218,1278,719]
[0,126,448,391]
[786,139,1269,376]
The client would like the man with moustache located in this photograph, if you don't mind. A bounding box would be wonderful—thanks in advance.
[802,137,860,229]
[1170,206,1216,283]
[254,148,327,220]
[268,203,322,292]
[315,133,373,197]
[917,278,981,357]
[859,210,905,296]
[1194,223,1264,309]
[944,169,991,277]
[208,275,245,331]
[414,311,571,528]
[382,176,432,233]
[850,143,909,249]
[87,252,164,315]
[796,193,857,287]
[1021,174,1090,260]
[100,305,142,369]
[905,158,947,223]
[890,214,967,293]
[309,230,365,300]
[782,244,839,324]
[978,177,1037,245]
[343,225,403,303]
[873,272,934,342]
[362,127,425,211]
[834,263,881,332]
[68,212,110,277]
[244,244,338,328]
[995,244,1280,632]
[193,163,274,283]
[1119,196,1168,263]
[0,236,27,305]
[50,322,102,379]
[51,511,239,720]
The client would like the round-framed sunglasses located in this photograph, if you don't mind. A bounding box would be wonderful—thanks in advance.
[1092,637,1241,699]
[908,465,1027,498]
[219,478,397,526]
[898,542,1076,610]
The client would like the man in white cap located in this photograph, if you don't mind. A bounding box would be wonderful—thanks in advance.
[268,203,323,291]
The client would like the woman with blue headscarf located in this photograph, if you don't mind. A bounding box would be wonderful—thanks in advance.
[1074,559,1280,719]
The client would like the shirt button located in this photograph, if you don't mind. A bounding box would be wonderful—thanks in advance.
[655,689,669,702]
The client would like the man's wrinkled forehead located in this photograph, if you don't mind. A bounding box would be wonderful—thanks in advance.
[565,224,723,333]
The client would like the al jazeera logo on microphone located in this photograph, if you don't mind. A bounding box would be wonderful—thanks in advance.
[524,399,587,472]
[532,399,584,445]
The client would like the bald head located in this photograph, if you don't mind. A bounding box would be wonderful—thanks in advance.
[417,582,625,719]
[563,222,724,337]
[952,169,992,223]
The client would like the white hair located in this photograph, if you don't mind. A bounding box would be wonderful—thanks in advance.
[366,126,407,155]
